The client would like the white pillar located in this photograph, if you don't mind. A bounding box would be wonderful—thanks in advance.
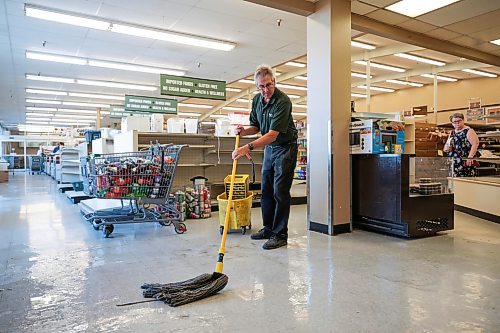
[307,0,351,235]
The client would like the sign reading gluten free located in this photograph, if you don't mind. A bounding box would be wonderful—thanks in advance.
[125,95,177,114]
[160,75,226,100]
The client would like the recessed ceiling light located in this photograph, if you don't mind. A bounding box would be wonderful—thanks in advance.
[386,0,460,18]
[68,92,124,100]
[420,74,458,82]
[226,87,242,92]
[357,85,395,93]
[462,69,498,78]
[26,88,67,96]
[26,99,61,105]
[178,103,212,109]
[26,51,185,76]
[236,98,250,103]
[394,53,446,66]
[26,106,57,112]
[238,79,254,84]
[295,75,307,81]
[209,114,229,119]
[293,104,307,109]
[354,60,406,73]
[351,72,372,79]
[25,4,236,51]
[177,112,201,117]
[222,106,249,112]
[292,112,307,116]
[275,83,307,91]
[351,41,376,50]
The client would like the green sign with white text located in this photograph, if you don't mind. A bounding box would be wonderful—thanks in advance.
[160,75,226,100]
[124,95,177,114]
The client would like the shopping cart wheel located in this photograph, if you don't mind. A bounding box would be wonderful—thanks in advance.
[92,219,102,231]
[103,225,114,238]
[158,220,172,227]
[219,226,224,235]
[175,222,187,234]
[241,226,246,235]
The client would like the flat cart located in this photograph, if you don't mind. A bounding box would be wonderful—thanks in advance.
[29,155,43,175]
[81,144,186,237]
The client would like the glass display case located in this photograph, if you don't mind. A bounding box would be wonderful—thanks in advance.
[410,157,454,197]
[352,154,454,238]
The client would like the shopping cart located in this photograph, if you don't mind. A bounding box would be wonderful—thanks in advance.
[81,144,186,238]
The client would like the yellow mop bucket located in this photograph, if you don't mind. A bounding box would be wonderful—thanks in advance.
[217,191,253,235]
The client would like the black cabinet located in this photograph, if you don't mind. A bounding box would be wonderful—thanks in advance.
[352,154,454,238]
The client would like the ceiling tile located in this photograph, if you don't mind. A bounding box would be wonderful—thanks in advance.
[396,19,439,33]
[469,26,500,43]
[418,0,500,27]
[366,9,411,25]
[474,42,500,53]
[444,9,500,35]
[351,1,378,15]
[425,28,462,40]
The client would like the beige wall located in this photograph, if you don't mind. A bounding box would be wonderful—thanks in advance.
[354,76,500,125]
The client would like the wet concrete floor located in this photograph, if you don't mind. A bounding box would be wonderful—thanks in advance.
[0,174,499,332]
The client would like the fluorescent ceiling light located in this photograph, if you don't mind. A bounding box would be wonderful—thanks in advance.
[76,79,156,91]
[68,92,124,100]
[177,112,201,117]
[209,114,229,119]
[288,94,301,99]
[293,104,307,109]
[357,85,395,93]
[26,121,50,125]
[351,72,372,79]
[285,61,306,67]
[420,74,458,82]
[26,117,50,121]
[292,112,307,116]
[26,107,57,112]
[25,4,235,51]
[26,88,67,96]
[25,5,110,30]
[351,41,376,50]
[26,74,156,91]
[226,87,241,92]
[222,106,249,111]
[236,98,251,103]
[295,75,307,81]
[386,0,460,18]
[351,93,367,98]
[490,39,500,46]
[178,103,212,109]
[26,51,185,76]
[26,99,61,105]
[354,60,406,73]
[26,74,74,83]
[26,112,54,117]
[394,53,446,66]
[462,69,498,78]
[275,83,307,91]
[57,109,103,114]
[238,79,254,84]
[62,101,110,108]
[50,121,92,126]
[386,79,424,87]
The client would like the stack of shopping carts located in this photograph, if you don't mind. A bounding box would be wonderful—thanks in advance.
[81,144,186,237]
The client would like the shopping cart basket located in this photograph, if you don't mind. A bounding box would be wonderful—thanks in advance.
[29,156,42,175]
[81,144,186,237]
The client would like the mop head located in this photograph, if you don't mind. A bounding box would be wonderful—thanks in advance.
[141,272,228,307]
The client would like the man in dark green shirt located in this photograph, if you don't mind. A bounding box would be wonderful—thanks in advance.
[232,65,298,250]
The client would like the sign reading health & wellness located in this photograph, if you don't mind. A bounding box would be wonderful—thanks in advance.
[124,95,177,114]
[160,75,226,100]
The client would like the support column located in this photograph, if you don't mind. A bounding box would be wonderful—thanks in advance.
[307,0,351,235]
[96,108,101,128]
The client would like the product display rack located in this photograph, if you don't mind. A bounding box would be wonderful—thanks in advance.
[295,137,307,180]
[60,148,81,184]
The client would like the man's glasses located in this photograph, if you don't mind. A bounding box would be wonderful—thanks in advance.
[451,119,463,124]
[257,82,274,90]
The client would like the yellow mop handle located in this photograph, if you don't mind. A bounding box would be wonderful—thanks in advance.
[215,134,240,273]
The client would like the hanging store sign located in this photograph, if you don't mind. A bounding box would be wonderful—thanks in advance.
[124,95,177,114]
[412,105,427,116]
[160,75,226,100]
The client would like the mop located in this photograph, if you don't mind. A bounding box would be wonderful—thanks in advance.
[121,135,242,307]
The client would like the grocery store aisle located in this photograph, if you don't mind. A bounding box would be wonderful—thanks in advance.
[1,174,499,332]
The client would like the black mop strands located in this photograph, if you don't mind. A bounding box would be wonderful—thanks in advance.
[140,272,228,307]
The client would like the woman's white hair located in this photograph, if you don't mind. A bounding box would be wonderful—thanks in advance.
[254,64,275,84]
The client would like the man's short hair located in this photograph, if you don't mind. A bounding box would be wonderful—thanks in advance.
[254,64,275,84]
[449,112,464,122]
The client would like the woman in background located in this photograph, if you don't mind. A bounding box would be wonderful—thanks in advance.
[443,112,480,177]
